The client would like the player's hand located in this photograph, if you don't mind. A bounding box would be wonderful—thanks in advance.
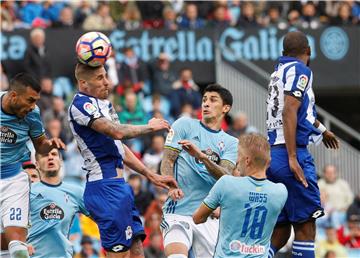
[28,244,35,256]
[322,130,339,149]
[178,140,204,160]
[49,137,66,150]
[289,157,308,188]
[148,118,170,132]
[148,173,178,190]
[210,207,221,219]
[168,188,184,201]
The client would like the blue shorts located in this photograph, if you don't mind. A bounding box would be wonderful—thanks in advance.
[267,146,324,224]
[83,178,145,252]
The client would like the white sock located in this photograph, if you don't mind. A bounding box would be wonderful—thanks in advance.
[8,241,29,258]
[168,255,187,258]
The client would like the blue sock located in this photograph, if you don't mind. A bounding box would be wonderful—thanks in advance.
[268,244,277,258]
[292,241,315,258]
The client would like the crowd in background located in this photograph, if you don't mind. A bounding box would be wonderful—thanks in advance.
[1,0,360,32]
[1,1,360,258]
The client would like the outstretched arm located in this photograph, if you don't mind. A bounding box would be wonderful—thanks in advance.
[123,144,178,190]
[91,117,170,140]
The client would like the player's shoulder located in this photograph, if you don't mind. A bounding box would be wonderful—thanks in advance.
[172,116,197,129]
[293,61,312,76]
[266,180,288,195]
[222,131,239,145]
[71,92,97,107]
[25,105,41,120]
[61,181,84,195]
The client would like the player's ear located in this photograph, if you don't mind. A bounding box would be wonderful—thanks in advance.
[223,105,231,114]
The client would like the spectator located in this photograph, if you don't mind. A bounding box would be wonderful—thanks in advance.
[207,5,231,29]
[43,96,73,144]
[118,48,147,94]
[46,118,62,139]
[318,165,354,220]
[37,77,54,113]
[109,0,130,23]
[170,68,202,118]
[324,250,337,258]
[227,111,258,138]
[143,213,162,248]
[52,6,75,28]
[118,91,146,125]
[299,2,322,29]
[162,6,178,30]
[117,2,142,30]
[1,1,18,31]
[42,1,65,23]
[82,2,115,30]
[228,0,241,26]
[19,1,44,25]
[331,2,354,26]
[337,216,360,248]
[22,161,40,183]
[143,135,165,173]
[74,0,94,27]
[150,53,177,97]
[287,9,302,27]
[178,3,206,29]
[127,174,154,216]
[137,1,164,28]
[347,193,360,222]
[0,63,9,91]
[237,1,259,27]
[24,28,51,80]
[261,6,288,29]
[144,231,166,258]
[74,235,100,258]
[315,226,348,258]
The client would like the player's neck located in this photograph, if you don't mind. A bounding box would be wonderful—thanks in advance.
[201,118,222,131]
[41,176,62,186]
[1,94,15,115]
[248,169,266,180]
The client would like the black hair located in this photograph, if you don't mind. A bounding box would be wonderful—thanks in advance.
[9,73,41,93]
[128,173,142,181]
[283,31,309,57]
[203,83,233,106]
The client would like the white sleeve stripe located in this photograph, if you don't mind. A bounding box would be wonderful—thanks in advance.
[70,105,90,126]
[284,65,296,91]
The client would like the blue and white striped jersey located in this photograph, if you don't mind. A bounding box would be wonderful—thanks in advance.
[266,56,321,146]
[68,92,125,182]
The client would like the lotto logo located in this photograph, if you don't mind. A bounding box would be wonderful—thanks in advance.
[112,245,124,252]
[311,210,324,219]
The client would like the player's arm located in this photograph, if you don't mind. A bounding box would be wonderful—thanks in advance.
[178,140,235,179]
[283,95,308,187]
[123,144,178,190]
[193,203,215,224]
[314,120,339,149]
[90,117,170,140]
[31,134,66,154]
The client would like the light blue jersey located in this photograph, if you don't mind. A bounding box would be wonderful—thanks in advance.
[28,181,89,258]
[204,175,288,258]
[0,92,45,179]
[163,117,238,216]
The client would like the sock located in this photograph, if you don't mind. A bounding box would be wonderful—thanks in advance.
[268,244,278,258]
[168,255,187,258]
[8,241,29,258]
[292,240,315,258]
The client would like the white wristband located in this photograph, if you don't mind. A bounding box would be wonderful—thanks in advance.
[317,122,327,134]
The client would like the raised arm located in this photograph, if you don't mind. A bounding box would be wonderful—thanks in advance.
[91,117,170,140]
[123,144,178,190]
[32,135,66,154]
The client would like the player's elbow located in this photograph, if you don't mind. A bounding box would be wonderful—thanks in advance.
[113,131,125,140]
[192,213,205,224]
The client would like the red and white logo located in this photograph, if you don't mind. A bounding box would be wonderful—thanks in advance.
[229,240,265,254]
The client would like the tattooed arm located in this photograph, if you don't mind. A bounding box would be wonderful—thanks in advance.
[178,140,235,180]
[91,117,170,140]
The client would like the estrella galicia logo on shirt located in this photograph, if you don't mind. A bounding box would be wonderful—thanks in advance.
[40,203,64,220]
[320,27,349,60]
[0,126,17,144]
[195,148,220,164]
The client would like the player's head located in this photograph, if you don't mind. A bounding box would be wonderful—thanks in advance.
[235,133,270,176]
[282,31,311,66]
[23,161,40,183]
[35,148,62,178]
[202,84,233,122]
[7,73,41,118]
[75,62,110,99]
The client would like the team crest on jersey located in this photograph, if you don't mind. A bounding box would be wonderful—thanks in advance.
[296,75,308,91]
[0,126,17,144]
[40,203,64,220]
[165,129,175,145]
[218,141,225,152]
[195,148,220,164]
[83,102,97,115]
[125,226,133,240]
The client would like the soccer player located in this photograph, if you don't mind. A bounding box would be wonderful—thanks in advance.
[193,133,288,257]
[266,31,339,258]
[28,148,89,258]
[68,63,178,258]
[0,73,65,258]
[160,84,238,258]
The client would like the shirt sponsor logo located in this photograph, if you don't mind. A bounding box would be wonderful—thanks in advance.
[296,75,308,91]
[229,240,266,254]
[83,102,98,115]
[195,148,220,164]
[165,129,175,145]
[0,126,17,144]
[40,203,64,220]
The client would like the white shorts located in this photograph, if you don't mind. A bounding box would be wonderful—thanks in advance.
[161,214,219,258]
[0,172,30,232]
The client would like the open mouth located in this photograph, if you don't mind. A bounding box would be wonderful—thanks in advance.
[47,161,55,168]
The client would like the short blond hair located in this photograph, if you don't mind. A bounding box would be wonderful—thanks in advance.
[74,62,101,81]
[238,133,270,169]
